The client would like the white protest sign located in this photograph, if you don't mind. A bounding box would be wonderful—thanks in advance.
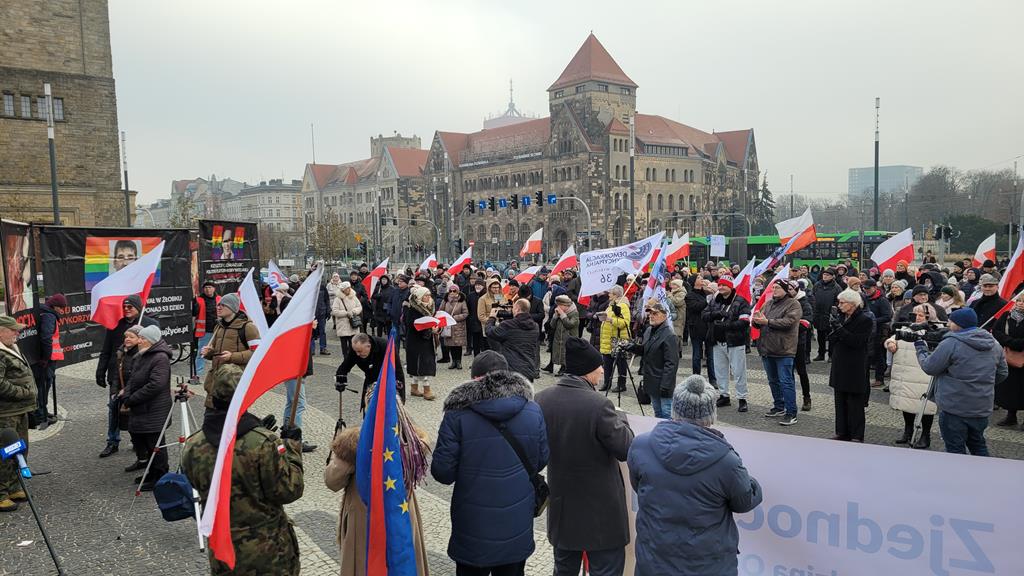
[623,414,1022,576]
[710,234,727,257]
[578,232,665,297]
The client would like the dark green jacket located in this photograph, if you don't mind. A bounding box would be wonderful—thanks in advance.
[0,343,36,418]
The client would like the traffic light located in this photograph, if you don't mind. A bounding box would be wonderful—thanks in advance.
[467,200,475,214]
[488,196,496,212]
[535,190,544,210]
[359,241,368,254]
[510,193,519,209]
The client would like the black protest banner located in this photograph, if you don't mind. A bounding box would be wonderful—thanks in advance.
[1,219,40,363]
[198,220,260,295]
[38,226,193,366]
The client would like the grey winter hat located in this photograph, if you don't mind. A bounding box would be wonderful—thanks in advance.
[138,325,162,344]
[470,350,508,378]
[122,294,143,312]
[219,293,240,314]
[979,274,999,286]
[673,375,717,426]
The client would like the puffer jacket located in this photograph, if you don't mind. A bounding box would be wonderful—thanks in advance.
[885,337,936,415]
[599,296,632,354]
[431,371,548,567]
[755,295,802,357]
[628,420,762,576]
[122,340,173,434]
[811,279,842,324]
[917,328,1009,418]
[332,290,363,337]
[703,292,751,348]
[485,313,540,381]
[0,342,36,417]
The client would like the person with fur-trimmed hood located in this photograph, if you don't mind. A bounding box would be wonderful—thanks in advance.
[431,351,548,575]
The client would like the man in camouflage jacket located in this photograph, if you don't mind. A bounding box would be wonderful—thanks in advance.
[181,364,304,575]
[0,315,35,512]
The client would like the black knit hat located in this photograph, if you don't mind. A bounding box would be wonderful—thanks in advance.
[471,350,508,378]
[565,337,603,376]
[123,294,143,312]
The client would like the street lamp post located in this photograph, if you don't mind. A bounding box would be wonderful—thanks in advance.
[628,115,636,243]
[554,195,593,252]
[44,83,59,223]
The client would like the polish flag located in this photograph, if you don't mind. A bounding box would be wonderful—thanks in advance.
[982,295,1020,330]
[733,258,758,304]
[90,241,164,329]
[413,310,457,331]
[775,208,817,255]
[448,247,473,275]
[664,233,690,269]
[237,268,268,348]
[520,228,543,257]
[550,245,578,277]
[870,228,915,273]
[514,265,542,285]
[750,264,791,340]
[998,234,1024,301]
[199,265,322,568]
[362,258,389,296]
[419,253,438,272]
[972,234,997,268]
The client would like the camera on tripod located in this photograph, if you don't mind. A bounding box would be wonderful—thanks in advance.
[611,337,640,358]
[893,321,948,349]
[335,373,348,393]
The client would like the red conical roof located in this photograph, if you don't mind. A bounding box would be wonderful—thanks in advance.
[548,33,637,92]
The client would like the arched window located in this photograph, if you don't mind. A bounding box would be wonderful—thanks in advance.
[615,165,620,180]
[520,223,530,240]
[646,194,652,211]
[665,169,670,181]
[615,194,621,211]
[668,195,674,211]
[679,194,685,210]
[490,224,500,241]
[505,223,515,241]
[478,225,487,241]
[690,169,695,182]
[657,194,663,210]
[672,169,676,182]
[651,169,657,182]
[575,166,580,179]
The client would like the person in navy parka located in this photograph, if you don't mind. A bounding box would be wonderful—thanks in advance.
[627,374,763,576]
[431,351,549,575]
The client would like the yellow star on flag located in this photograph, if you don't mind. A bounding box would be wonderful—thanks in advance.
[384,476,397,491]
[399,499,409,514]
[383,448,395,462]
[392,423,400,437]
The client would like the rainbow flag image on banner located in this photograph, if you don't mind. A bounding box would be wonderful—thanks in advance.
[85,236,163,291]
[210,224,247,260]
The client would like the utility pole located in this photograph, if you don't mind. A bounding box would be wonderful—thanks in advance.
[44,83,60,223]
[789,174,794,218]
[629,114,636,243]
[121,130,132,226]
[873,97,880,231]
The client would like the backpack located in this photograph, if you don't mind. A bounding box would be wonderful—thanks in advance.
[153,472,197,522]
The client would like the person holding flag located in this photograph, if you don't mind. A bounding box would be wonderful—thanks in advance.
[702,278,751,412]
[992,292,1024,429]
[752,280,803,426]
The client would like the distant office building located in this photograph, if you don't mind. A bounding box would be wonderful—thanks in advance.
[848,165,922,204]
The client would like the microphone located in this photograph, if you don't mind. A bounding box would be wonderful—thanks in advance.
[0,428,30,479]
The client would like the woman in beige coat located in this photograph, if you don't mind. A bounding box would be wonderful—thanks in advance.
[884,303,939,449]
[332,282,363,357]
[324,426,430,576]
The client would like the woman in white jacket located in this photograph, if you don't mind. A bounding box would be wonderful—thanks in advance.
[332,282,363,357]
[884,303,940,449]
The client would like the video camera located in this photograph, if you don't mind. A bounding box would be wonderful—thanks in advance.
[893,321,948,349]
[611,336,640,358]
[335,373,349,393]
[495,301,514,321]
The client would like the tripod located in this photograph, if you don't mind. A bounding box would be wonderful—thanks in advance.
[125,375,205,550]
[604,346,646,417]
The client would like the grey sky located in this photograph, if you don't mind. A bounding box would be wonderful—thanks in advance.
[109,0,1024,205]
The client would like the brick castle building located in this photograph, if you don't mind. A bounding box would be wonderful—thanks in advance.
[424,34,759,261]
[0,0,132,226]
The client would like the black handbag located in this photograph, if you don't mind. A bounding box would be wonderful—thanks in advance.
[341,298,363,329]
[488,419,549,517]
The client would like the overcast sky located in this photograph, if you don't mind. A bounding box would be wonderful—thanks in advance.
[109,0,1024,204]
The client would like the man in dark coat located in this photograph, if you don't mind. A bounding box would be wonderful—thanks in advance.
[812,268,842,360]
[970,274,1008,329]
[119,325,173,490]
[862,279,893,387]
[703,278,751,411]
[389,275,411,351]
[465,280,486,356]
[431,353,548,575]
[485,299,540,382]
[314,281,331,355]
[335,332,405,412]
[32,294,64,429]
[684,276,715,385]
[627,300,678,418]
[95,294,159,458]
[535,338,634,576]
[828,290,874,442]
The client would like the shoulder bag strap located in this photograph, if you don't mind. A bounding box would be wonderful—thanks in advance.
[487,419,536,477]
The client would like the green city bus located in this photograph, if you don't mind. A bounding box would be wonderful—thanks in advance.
[680,231,896,270]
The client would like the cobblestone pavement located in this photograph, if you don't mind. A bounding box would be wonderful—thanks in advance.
[5,337,1024,575]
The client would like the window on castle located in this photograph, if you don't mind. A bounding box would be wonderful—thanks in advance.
[669,195,674,211]
[671,169,676,182]
[665,169,670,181]
[615,165,620,180]
[657,194,663,210]
[621,87,631,95]
[554,90,564,98]
[646,195,652,211]
[575,166,580,179]
[1,94,12,116]
[651,169,656,182]
[575,85,584,94]
[36,96,47,120]
[598,84,608,92]
[53,98,64,121]
[20,96,31,118]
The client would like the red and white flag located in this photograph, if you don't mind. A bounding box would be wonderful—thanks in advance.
[550,245,578,277]
[90,240,165,329]
[413,310,457,331]
[972,234,997,268]
[750,264,791,340]
[998,234,1024,301]
[664,232,691,269]
[362,258,389,296]
[733,258,758,304]
[199,265,322,568]
[870,228,915,273]
[448,246,473,275]
[237,268,268,348]
[520,228,543,257]
[514,265,542,285]
[775,208,817,255]
[419,253,437,272]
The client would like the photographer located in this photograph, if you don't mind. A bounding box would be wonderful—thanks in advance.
[486,298,540,382]
[627,300,679,418]
[914,308,1008,456]
[702,277,751,412]
[885,304,942,449]
[335,333,406,413]
[598,286,632,393]
[828,289,873,442]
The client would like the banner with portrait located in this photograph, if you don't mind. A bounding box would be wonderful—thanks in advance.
[1,219,40,362]
[38,226,193,366]
[198,220,259,295]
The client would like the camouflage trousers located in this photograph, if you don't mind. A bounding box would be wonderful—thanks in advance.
[0,412,29,500]
[208,519,300,576]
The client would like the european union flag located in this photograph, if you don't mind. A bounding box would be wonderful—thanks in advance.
[356,329,417,575]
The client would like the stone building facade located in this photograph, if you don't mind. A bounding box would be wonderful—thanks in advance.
[0,0,133,226]
[424,34,759,262]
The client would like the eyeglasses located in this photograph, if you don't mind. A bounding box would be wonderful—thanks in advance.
[122,305,134,310]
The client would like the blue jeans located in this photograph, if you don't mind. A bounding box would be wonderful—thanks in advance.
[282,379,305,429]
[762,356,797,416]
[316,316,328,351]
[938,411,989,456]
[107,394,121,445]
[690,334,716,383]
[194,332,213,376]
[651,396,673,419]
